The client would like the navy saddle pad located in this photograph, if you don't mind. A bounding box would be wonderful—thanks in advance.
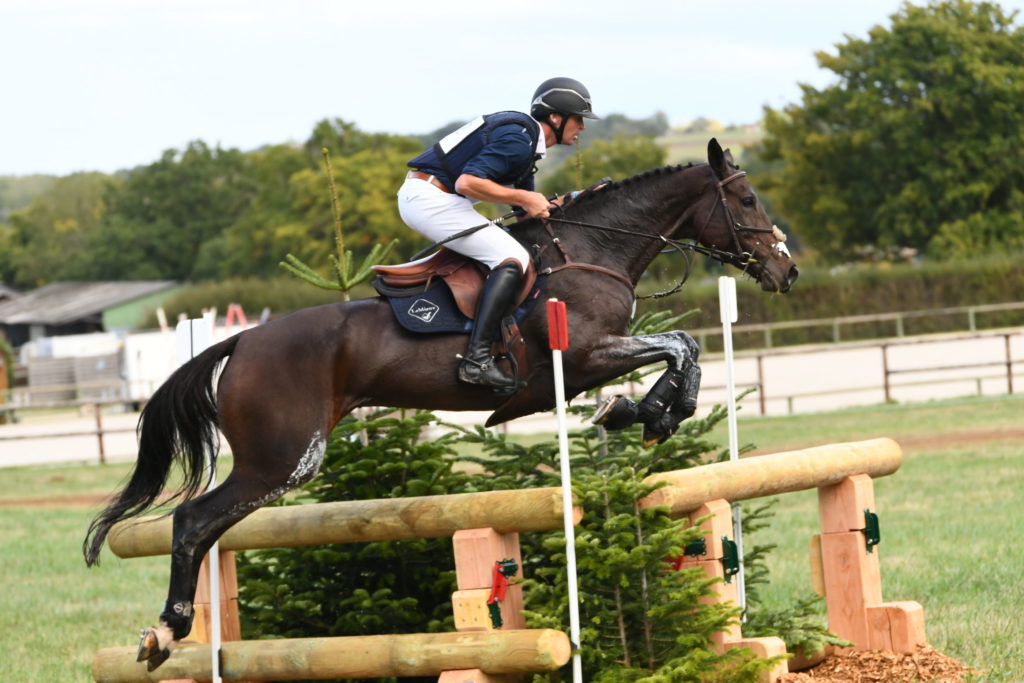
[373,277,545,335]
[374,279,473,334]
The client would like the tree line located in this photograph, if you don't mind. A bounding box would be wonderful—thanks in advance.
[0,116,666,288]
[2,1,1023,289]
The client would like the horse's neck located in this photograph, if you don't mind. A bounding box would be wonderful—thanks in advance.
[538,168,704,283]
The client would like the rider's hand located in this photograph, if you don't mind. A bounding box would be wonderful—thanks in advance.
[520,190,555,219]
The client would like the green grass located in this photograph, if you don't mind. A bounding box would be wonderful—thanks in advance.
[0,395,1020,680]
[707,393,1024,455]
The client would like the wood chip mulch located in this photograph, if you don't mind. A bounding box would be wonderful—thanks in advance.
[779,645,979,682]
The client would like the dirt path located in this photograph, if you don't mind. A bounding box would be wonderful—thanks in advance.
[4,427,1019,509]
[749,426,1024,457]
[0,493,110,508]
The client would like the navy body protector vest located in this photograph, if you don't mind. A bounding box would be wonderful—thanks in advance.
[407,111,541,191]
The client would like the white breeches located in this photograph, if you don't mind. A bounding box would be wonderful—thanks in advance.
[397,177,530,272]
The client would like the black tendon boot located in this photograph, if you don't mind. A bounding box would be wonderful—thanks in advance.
[593,364,702,446]
[640,363,701,446]
[458,261,524,394]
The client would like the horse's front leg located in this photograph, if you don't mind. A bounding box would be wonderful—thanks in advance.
[586,330,702,446]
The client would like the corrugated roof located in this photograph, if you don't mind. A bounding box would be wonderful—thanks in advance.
[0,281,178,325]
[0,283,20,301]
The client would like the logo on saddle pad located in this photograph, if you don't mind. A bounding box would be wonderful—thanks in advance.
[408,299,440,323]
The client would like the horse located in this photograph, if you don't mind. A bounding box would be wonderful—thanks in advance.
[83,138,798,670]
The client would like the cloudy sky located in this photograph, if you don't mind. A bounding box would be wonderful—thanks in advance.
[3,0,1023,176]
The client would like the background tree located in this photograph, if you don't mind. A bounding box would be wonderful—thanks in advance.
[2,172,112,286]
[193,143,310,279]
[539,135,667,195]
[82,141,256,280]
[0,174,56,222]
[754,0,1024,261]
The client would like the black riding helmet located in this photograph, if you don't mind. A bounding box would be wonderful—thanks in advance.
[530,77,599,143]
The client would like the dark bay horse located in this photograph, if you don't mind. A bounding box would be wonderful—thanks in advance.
[84,138,798,670]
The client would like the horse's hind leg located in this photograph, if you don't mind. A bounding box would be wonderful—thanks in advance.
[138,431,327,669]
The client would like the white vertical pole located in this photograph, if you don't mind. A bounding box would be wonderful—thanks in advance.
[174,315,221,683]
[547,298,582,683]
[718,276,746,613]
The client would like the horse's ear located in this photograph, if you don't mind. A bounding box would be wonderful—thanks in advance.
[708,138,728,175]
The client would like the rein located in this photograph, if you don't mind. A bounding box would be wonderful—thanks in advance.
[538,167,777,299]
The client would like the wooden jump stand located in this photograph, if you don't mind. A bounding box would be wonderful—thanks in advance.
[681,473,926,682]
[94,439,926,683]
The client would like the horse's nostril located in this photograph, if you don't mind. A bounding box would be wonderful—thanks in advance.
[787,265,799,289]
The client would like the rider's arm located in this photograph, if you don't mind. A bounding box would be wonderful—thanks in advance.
[454,174,551,218]
[456,124,552,218]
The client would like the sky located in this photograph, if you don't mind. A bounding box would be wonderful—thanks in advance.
[3,0,1024,177]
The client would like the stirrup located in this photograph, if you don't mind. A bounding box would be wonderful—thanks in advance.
[457,353,522,394]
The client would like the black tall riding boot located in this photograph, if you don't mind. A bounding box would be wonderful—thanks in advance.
[458,261,523,394]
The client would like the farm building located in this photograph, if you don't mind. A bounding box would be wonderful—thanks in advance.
[0,283,19,303]
[0,280,181,348]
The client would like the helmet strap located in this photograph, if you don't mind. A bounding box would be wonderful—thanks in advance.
[550,113,569,145]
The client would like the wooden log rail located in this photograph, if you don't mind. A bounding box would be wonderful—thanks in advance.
[107,487,577,557]
[92,630,571,682]
[94,438,925,683]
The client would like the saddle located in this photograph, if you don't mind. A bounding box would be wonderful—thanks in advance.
[372,248,536,319]
[371,250,541,396]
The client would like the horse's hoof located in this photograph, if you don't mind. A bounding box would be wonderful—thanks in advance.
[641,423,673,447]
[592,395,638,430]
[136,628,171,671]
[146,647,171,672]
[136,629,159,662]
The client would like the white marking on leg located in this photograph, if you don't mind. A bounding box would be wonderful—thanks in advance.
[288,432,326,487]
[609,332,699,371]
[153,623,177,651]
[227,431,327,517]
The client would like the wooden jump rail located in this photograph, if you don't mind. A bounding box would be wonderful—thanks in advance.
[93,438,925,683]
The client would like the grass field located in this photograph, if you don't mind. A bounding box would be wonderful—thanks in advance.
[0,394,1020,681]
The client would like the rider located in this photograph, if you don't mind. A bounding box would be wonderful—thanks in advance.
[398,77,599,394]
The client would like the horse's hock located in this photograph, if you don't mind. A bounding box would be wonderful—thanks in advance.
[91,438,927,683]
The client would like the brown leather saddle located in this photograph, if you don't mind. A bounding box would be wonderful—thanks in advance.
[372,248,537,319]
[372,250,539,393]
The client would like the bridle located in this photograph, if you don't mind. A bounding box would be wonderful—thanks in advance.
[695,169,776,265]
[540,167,783,298]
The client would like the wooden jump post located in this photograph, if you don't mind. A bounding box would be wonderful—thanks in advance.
[643,437,927,680]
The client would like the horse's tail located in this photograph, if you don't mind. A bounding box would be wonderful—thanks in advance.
[83,334,240,566]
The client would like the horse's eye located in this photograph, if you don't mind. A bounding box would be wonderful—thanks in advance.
[741,196,756,207]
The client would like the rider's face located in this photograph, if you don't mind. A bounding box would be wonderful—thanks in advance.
[560,114,586,145]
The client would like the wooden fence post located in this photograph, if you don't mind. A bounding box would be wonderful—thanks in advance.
[817,474,925,652]
[681,499,788,682]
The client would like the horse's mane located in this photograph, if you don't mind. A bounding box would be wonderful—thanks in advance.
[564,162,702,214]
[511,162,714,255]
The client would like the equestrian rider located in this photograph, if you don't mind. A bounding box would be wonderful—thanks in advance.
[398,77,599,394]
